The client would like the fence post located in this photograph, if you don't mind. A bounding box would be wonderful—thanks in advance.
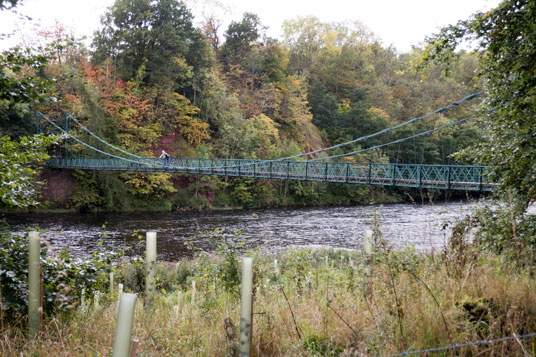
[112,293,137,357]
[146,232,157,307]
[240,257,253,356]
[28,232,41,338]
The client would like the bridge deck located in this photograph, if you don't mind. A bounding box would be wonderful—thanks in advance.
[46,157,493,191]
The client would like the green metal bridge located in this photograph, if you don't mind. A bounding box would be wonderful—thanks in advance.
[39,91,494,192]
[46,157,493,192]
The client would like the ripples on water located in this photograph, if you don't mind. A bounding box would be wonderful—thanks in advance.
[2,201,485,261]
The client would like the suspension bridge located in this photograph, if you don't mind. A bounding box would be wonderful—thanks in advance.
[38,91,495,192]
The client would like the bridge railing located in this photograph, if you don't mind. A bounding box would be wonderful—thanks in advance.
[46,157,493,191]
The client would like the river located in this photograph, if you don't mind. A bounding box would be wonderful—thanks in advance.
[1,200,484,261]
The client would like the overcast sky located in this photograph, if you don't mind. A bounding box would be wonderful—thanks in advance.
[0,0,501,52]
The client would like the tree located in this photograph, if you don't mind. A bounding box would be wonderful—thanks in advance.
[92,0,209,95]
[221,12,264,68]
[0,18,63,208]
[0,134,58,207]
[0,0,20,10]
[307,78,339,133]
[416,0,536,208]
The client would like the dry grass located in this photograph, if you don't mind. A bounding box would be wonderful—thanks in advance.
[2,248,536,356]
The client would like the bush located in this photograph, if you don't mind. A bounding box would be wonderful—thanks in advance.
[0,223,120,322]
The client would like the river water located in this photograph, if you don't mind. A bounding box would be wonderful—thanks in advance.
[2,201,481,261]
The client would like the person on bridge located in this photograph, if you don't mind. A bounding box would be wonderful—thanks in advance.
[159,150,170,167]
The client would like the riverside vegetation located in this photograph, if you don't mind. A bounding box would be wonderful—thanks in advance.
[2,204,536,356]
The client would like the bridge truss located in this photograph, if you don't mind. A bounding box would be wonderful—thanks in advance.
[46,157,493,192]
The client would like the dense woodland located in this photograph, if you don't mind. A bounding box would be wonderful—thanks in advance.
[2,0,485,211]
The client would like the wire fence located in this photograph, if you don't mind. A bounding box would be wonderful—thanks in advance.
[389,332,536,356]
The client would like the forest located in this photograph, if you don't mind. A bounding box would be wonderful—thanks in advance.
[2,0,485,211]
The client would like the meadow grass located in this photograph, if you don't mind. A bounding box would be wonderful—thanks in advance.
[2,245,536,356]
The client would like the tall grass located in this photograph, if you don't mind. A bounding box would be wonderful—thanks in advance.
[2,246,536,356]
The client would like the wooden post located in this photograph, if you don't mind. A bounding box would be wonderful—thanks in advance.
[145,232,157,307]
[28,232,41,338]
[112,293,137,357]
[239,257,253,356]
[130,339,139,357]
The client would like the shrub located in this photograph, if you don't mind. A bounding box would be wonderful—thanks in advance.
[0,223,120,322]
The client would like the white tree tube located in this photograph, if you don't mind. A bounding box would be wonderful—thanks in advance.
[28,232,41,338]
[239,257,253,356]
[112,293,137,357]
[146,232,157,306]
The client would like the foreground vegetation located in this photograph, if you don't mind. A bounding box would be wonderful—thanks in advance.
[2,227,536,356]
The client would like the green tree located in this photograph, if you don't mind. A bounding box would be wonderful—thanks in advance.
[221,12,264,68]
[92,0,209,95]
[0,47,58,136]
[0,22,64,208]
[416,0,536,207]
[0,134,58,207]
[307,78,339,132]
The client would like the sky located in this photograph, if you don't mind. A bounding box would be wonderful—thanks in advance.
[0,0,502,52]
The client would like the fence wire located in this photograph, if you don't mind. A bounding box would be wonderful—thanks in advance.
[389,332,536,356]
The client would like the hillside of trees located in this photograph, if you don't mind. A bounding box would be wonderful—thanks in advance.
[1,0,485,211]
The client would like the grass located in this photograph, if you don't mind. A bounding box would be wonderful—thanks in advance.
[2,245,536,356]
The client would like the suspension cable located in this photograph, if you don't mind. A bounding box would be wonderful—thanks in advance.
[309,111,486,162]
[270,91,483,162]
[64,114,143,158]
[40,114,150,165]
[206,91,485,171]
